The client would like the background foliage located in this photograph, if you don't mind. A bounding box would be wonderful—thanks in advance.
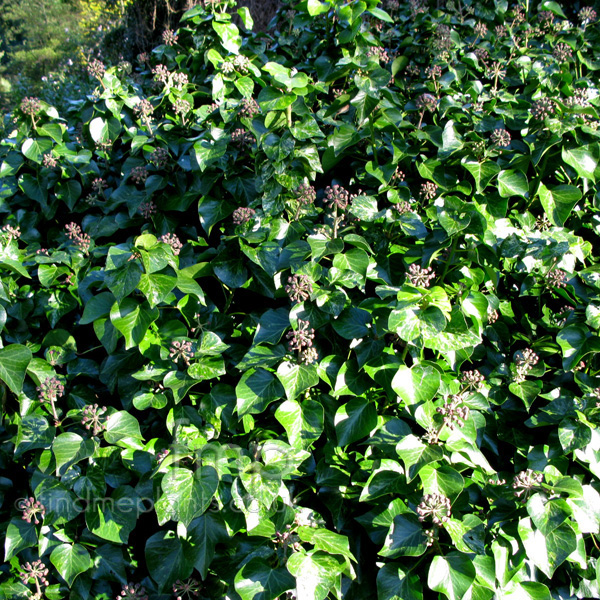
[1,0,600,599]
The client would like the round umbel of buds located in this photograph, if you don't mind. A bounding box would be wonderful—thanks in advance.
[285,274,313,303]
[138,201,157,220]
[232,207,256,225]
[173,98,192,116]
[512,469,543,498]
[130,165,148,185]
[118,582,148,600]
[162,28,178,46]
[531,97,556,120]
[514,348,539,382]
[37,377,64,404]
[437,394,470,430]
[159,233,183,255]
[81,404,108,436]
[87,58,106,80]
[546,268,567,288]
[150,147,169,168]
[553,43,572,62]
[169,340,194,366]
[416,93,437,112]
[324,184,350,210]
[19,559,49,590]
[461,370,485,391]
[20,497,46,524]
[286,319,315,352]
[490,128,511,147]
[20,96,42,116]
[134,99,154,119]
[419,181,438,200]
[1,224,21,242]
[406,264,436,288]
[579,6,598,24]
[294,182,317,207]
[416,493,452,525]
[239,97,260,119]
[300,347,319,364]
[172,578,201,600]
[42,153,58,168]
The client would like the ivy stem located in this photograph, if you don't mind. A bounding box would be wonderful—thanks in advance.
[400,342,410,362]
[286,105,292,128]
[439,237,458,283]
[370,122,378,165]
[332,205,338,239]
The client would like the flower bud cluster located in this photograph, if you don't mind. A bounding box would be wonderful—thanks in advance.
[437,394,469,430]
[20,560,49,588]
[406,264,435,288]
[553,43,572,62]
[20,96,42,116]
[134,99,154,119]
[274,525,301,552]
[172,72,189,89]
[579,6,597,24]
[537,10,554,30]
[395,201,413,215]
[514,348,539,382]
[239,97,260,119]
[461,370,485,391]
[474,22,487,37]
[65,222,92,254]
[285,274,313,303]
[20,497,46,524]
[170,340,194,366]
[416,93,437,112]
[546,268,567,288]
[367,46,390,63]
[152,64,170,84]
[118,582,148,600]
[43,153,57,168]
[159,233,183,255]
[1,224,21,242]
[87,58,106,80]
[162,28,178,46]
[173,98,192,116]
[294,182,316,206]
[286,319,315,352]
[531,97,555,120]
[130,165,148,185]
[92,178,107,193]
[37,377,65,404]
[324,184,350,210]
[156,448,170,463]
[231,128,254,148]
[300,347,319,364]
[419,181,438,200]
[150,147,169,168]
[81,404,107,436]
[416,493,451,525]
[138,201,157,220]
[173,578,201,600]
[391,168,405,184]
[512,469,543,498]
[490,128,511,147]
[232,207,256,225]
[425,65,442,80]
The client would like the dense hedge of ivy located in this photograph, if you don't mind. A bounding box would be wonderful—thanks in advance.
[2,1,600,599]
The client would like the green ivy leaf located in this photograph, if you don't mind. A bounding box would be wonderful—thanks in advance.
[427,553,476,600]
[50,543,93,587]
[0,344,32,395]
[145,530,193,592]
[276,361,319,401]
[155,466,219,527]
[334,398,377,446]
[234,557,295,600]
[379,514,428,558]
